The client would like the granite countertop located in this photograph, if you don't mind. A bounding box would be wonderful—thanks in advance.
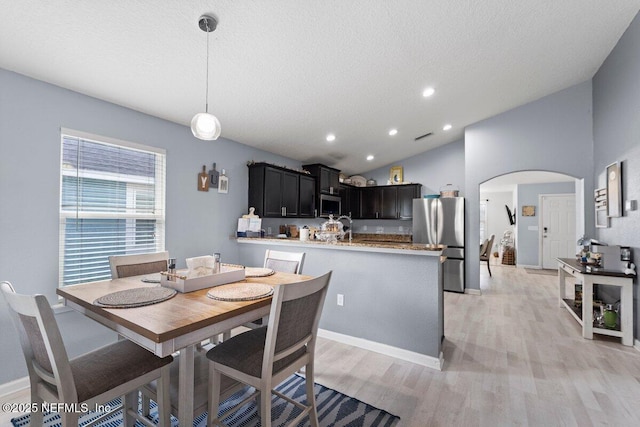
[237,235,445,252]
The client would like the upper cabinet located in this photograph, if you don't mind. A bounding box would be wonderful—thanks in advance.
[357,184,421,220]
[248,163,315,218]
[303,164,340,195]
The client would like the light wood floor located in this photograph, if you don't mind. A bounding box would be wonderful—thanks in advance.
[2,265,640,426]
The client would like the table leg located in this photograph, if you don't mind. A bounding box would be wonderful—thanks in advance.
[621,283,633,346]
[582,277,593,339]
[178,344,195,427]
[558,264,566,307]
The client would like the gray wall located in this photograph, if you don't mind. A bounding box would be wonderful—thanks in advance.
[515,182,576,267]
[0,68,300,384]
[592,12,640,338]
[464,81,595,291]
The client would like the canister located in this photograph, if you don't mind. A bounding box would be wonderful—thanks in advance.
[603,304,617,329]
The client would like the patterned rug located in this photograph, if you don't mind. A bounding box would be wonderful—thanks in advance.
[524,268,558,276]
[11,374,399,426]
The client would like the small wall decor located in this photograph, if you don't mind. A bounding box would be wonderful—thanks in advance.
[606,161,622,217]
[208,163,219,189]
[390,166,403,184]
[197,165,210,191]
[522,205,535,216]
[218,169,229,194]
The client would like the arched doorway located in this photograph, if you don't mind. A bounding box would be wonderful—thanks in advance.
[479,171,582,280]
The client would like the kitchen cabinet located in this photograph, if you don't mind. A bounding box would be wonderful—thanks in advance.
[358,184,421,219]
[248,163,314,218]
[299,174,316,217]
[340,184,360,218]
[303,164,340,195]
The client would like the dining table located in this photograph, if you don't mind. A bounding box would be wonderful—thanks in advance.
[56,270,311,427]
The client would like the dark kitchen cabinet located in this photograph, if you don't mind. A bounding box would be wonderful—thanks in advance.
[340,184,360,218]
[397,184,421,219]
[358,184,422,219]
[299,174,316,218]
[249,163,314,218]
[303,164,340,195]
[359,187,381,219]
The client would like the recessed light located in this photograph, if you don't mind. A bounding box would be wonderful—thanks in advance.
[366,155,374,161]
[326,133,336,142]
[388,129,398,136]
[442,124,452,131]
[422,87,435,97]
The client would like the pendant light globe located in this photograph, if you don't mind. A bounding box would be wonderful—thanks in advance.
[191,112,221,140]
[191,14,221,141]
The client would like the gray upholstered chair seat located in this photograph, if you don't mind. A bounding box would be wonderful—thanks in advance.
[207,327,306,378]
[70,340,173,402]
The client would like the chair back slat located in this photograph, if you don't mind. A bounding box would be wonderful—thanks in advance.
[109,251,169,279]
[262,272,331,379]
[1,281,78,403]
[263,250,305,274]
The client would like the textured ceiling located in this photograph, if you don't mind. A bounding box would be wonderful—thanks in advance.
[1,1,638,174]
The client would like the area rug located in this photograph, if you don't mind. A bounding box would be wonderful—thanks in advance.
[11,374,399,426]
[524,268,558,276]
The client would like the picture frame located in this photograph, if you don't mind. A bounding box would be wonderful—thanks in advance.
[606,162,622,217]
[389,166,403,184]
[522,205,535,216]
[218,174,229,194]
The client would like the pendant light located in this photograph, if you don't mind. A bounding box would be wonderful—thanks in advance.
[191,15,221,140]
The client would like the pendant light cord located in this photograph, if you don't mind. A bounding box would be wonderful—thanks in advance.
[205,20,210,114]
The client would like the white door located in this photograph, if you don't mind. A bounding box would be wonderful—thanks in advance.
[541,195,576,269]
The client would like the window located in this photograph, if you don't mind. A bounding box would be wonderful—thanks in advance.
[59,129,166,286]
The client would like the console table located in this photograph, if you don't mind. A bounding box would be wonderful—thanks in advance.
[557,258,634,346]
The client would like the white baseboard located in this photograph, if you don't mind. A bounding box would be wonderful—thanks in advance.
[465,288,482,295]
[635,339,640,353]
[518,264,541,269]
[0,376,29,398]
[318,329,443,371]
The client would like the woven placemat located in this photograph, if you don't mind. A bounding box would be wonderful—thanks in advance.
[207,283,274,301]
[94,287,177,308]
[244,267,275,278]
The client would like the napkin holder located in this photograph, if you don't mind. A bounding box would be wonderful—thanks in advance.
[161,265,245,293]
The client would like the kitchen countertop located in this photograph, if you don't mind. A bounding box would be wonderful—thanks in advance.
[236,236,445,256]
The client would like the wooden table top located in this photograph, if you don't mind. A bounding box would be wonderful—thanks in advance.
[57,271,310,343]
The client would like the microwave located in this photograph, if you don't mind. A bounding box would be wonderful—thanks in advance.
[319,194,341,217]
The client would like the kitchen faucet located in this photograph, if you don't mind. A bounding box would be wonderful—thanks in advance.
[336,215,353,244]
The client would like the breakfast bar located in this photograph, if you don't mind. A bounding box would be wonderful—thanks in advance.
[237,237,445,369]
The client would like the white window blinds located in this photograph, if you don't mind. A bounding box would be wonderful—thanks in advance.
[59,129,166,286]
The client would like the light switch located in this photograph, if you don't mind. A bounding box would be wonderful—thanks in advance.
[625,200,637,211]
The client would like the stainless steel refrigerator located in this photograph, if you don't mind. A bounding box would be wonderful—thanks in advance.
[413,197,465,292]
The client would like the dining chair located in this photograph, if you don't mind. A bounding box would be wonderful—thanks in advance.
[231,249,307,337]
[109,251,169,279]
[0,281,173,427]
[206,271,332,427]
[263,249,305,274]
[480,234,495,277]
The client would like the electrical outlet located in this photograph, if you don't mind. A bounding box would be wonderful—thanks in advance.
[376,226,384,234]
[337,294,344,306]
[362,225,367,231]
[398,226,404,233]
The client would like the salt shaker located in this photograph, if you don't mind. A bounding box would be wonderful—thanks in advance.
[213,253,221,274]
[167,258,176,280]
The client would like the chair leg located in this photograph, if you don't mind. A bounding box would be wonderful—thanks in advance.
[487,260,492,277]
[30,394,43,427]
[61,411,79,427]
[259,384,271,427]
[305,363,319,427]
[156,365,171,427]
[207,365,222,427]
[122,392,137,427]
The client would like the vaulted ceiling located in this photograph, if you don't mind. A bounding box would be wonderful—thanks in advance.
[1,1,638,174]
